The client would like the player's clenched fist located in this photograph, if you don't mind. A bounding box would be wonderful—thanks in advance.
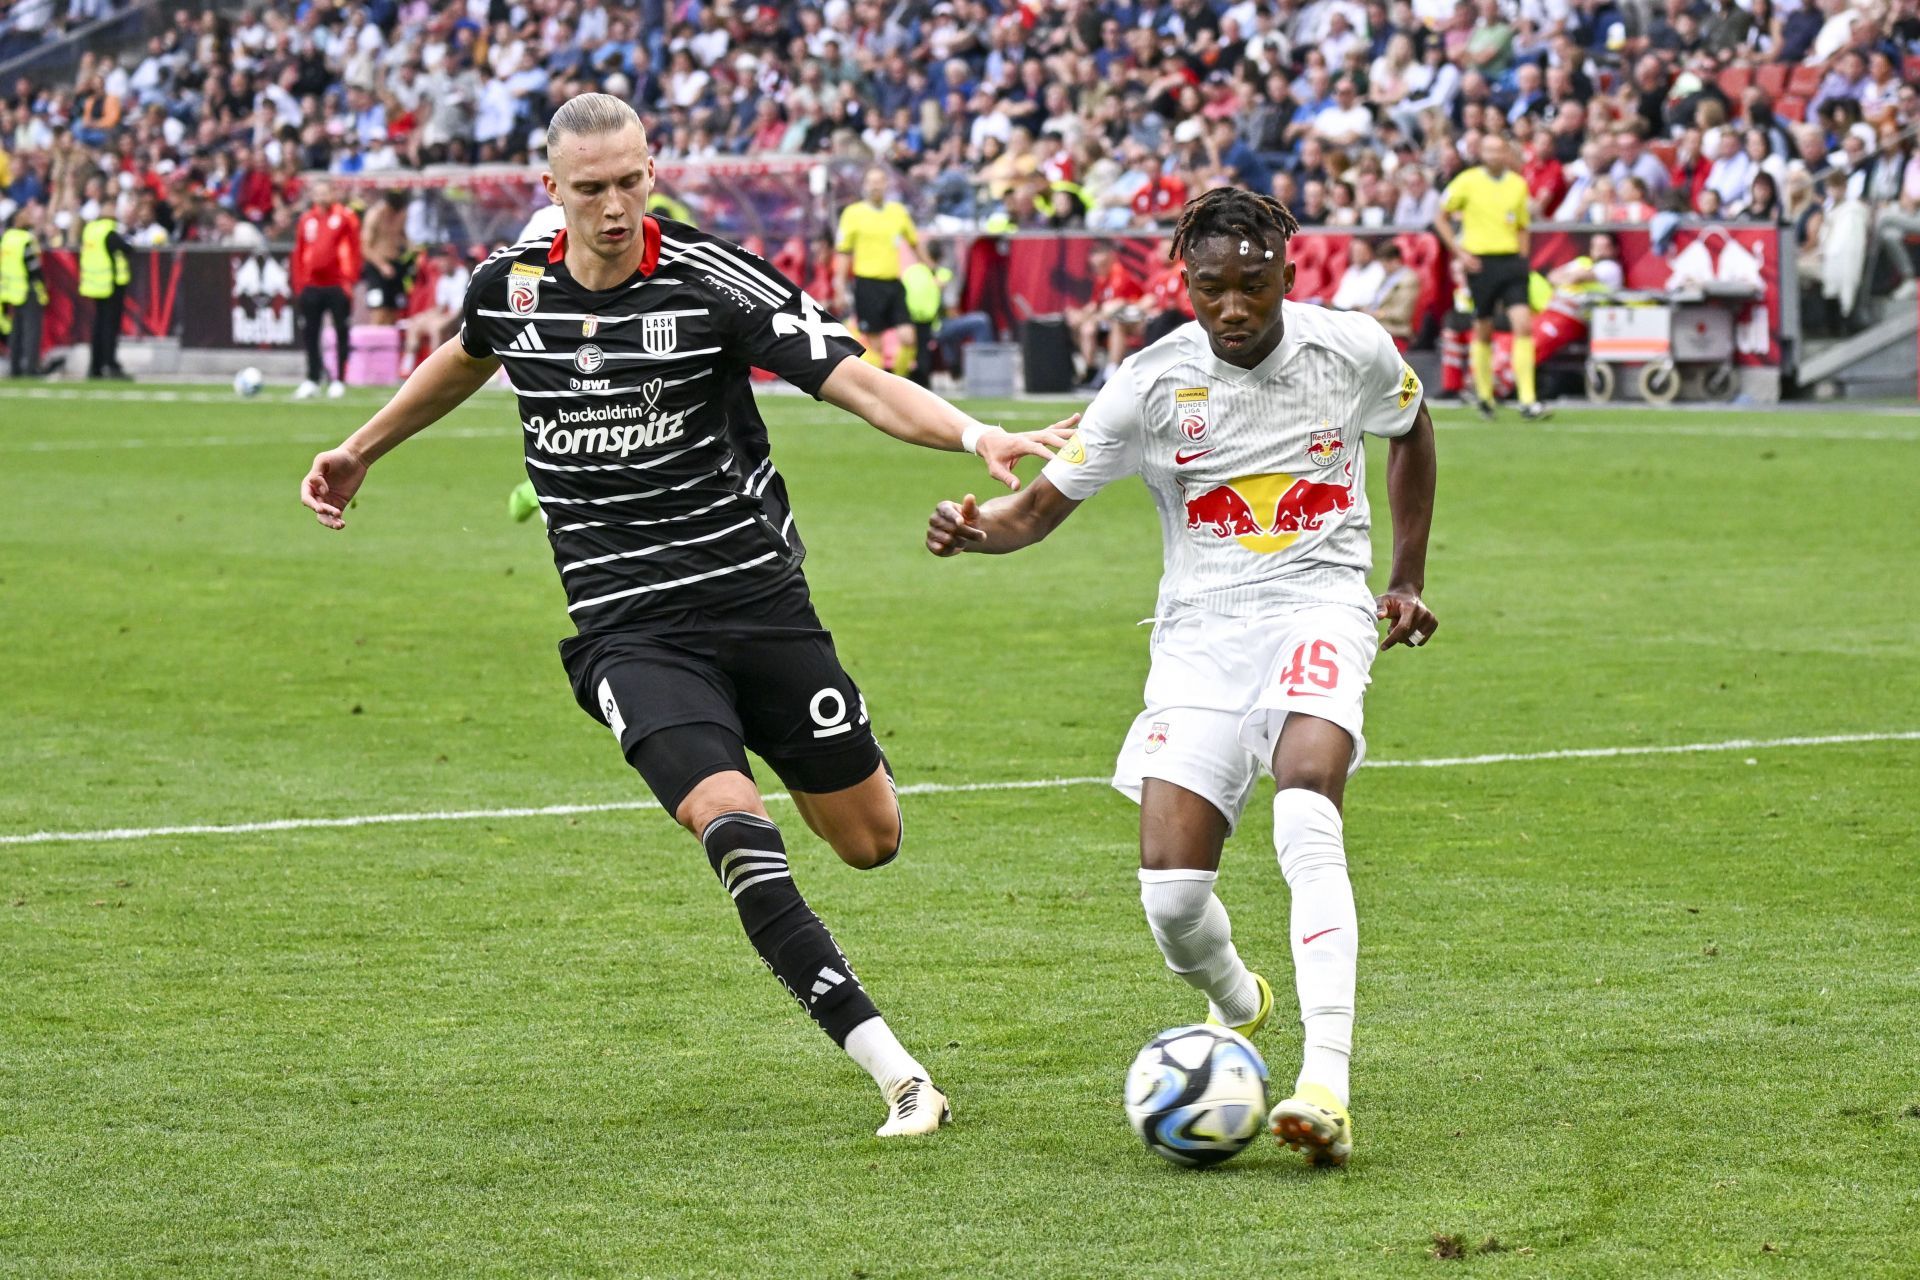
[927,494,987,556]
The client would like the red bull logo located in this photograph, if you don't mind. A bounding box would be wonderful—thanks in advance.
[1183,465,1355,553]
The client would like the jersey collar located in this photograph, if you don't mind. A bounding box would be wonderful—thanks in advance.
[545,216,663,279]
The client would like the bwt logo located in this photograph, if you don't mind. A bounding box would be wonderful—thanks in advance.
[570,378,611,391]
[1183,465,1355,554]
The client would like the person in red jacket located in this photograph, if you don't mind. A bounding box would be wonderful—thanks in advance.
[290,179,362,399]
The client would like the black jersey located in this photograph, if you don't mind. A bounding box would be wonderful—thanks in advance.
[459,216,866,633]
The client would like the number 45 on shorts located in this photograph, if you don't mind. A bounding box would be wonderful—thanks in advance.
[1276,640,1341,694]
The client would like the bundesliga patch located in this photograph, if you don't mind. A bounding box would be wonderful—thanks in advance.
[641,314,678,356]
[1058,432,1086,465]
[1174,387,1210,444]
[1308,425,1343,466]
[507,262,542,316]
[1398,363,1421,410]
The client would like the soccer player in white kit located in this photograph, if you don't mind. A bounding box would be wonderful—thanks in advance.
[925,189,1438,1168]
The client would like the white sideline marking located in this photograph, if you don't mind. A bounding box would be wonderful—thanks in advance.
[2,731,1915,848]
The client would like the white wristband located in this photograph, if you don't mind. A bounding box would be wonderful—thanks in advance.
[960,423,995,455]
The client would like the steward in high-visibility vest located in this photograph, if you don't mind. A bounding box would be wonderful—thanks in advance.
[79,216,131,298]
[647,191,694,226]
[79,216,134,379]
[2,207,50,377]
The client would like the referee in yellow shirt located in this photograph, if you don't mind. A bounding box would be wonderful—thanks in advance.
[1435,136,1548,421]
[835,166,919,377]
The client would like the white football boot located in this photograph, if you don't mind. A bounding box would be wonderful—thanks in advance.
[325,379,346,399]
[293,380,320,400]
[876,1077,951,1137]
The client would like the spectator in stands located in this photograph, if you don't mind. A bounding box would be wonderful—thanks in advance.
[403,242,469,373]
[1312,78,1374,148]
[1394,166,1440,226]
[1364,240,1423,341]
[1612,127,1672,198]
[1332,235,1388,311]
[1066,239,1145,390]
[1742,170,1785,223]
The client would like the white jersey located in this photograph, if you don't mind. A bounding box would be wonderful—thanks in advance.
[1040,302,1422,618]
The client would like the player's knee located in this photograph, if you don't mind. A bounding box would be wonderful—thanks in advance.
[1273,787,1346,881]
[831,809,902,870]
[675,772,766,839]
[1138,870,1213,940]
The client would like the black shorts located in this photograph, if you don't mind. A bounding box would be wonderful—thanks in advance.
[852,276,911,333]
[558,577,883,814]
[363,262,404,310]
[1467,253,1530,319]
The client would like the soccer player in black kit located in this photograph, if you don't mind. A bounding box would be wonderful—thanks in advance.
[299,94,1069,1136]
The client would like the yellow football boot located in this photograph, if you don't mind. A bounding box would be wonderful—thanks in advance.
[1269,1082,1352,1168]
[1205,972,1273,1040]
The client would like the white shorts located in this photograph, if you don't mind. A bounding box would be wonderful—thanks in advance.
[1112,604,1378,832]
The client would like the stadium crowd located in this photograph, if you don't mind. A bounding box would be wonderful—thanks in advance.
[2,0,1919,312]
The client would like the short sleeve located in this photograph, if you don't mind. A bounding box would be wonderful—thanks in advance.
[733,279,865,398]
[1440,175,1467,213]
[835,206,856,253]
[458,266,495,359]
[1513,180,1531,229]
[896,206,918,247]
[1353,317,1422,438]
[1041,362,1144,500]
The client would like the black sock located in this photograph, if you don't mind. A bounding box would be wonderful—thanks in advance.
[703,812,880,1046]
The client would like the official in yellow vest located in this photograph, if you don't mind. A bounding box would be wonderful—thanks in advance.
[1,202,50,378]
[834,166,919,375]
[79,214,134,380]
[1436,135,1545,420]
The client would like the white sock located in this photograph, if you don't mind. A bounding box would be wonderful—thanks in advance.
[843,1015,927,1095]
[1275,788,1356,1106]
[1138,868,1262,1025]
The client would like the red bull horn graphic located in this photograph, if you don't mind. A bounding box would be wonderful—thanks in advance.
[1183,462,1356,553]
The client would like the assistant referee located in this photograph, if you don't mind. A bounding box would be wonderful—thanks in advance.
[834,166,919,377]
[1435,135,1547,421]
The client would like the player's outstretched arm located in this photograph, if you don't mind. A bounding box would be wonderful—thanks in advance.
[818,355,1076,491]
[926,475,1081,557]
[299,337,500,530]
[1377,399,1439,649]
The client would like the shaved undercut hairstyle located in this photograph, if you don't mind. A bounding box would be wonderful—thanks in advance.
[546,92,644,154]
[1167,187,1302,263]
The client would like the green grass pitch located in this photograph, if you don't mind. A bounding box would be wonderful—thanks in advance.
[2,384,1917,1278]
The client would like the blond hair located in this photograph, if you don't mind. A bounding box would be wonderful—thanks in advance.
[545,93,644,155]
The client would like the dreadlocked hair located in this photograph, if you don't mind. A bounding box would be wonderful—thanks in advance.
[1167,188,1301,263]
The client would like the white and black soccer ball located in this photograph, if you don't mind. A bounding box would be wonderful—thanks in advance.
[233,366,265,398]
[1125,1024,1269,1168]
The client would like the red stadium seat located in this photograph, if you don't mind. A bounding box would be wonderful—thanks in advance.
[1906,56,1920,85]
[1787,64,1823,98]
[1288,234,1330,302]
[1717,66,1752,104]
[1754,63,1788,99]
[1776,94,1807,122]
[1648,140,1678,170]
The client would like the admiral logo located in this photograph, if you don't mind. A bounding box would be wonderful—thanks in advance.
[574,343,606,374]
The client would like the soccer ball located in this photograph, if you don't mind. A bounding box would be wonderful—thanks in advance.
[1125,1024,1269,1168]
[233,366,265,397]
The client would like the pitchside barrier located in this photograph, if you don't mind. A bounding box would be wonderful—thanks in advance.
[17,222,1792,394]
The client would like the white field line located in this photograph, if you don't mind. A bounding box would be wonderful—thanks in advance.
[2,425,506,453]
[2,730,1914,848]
